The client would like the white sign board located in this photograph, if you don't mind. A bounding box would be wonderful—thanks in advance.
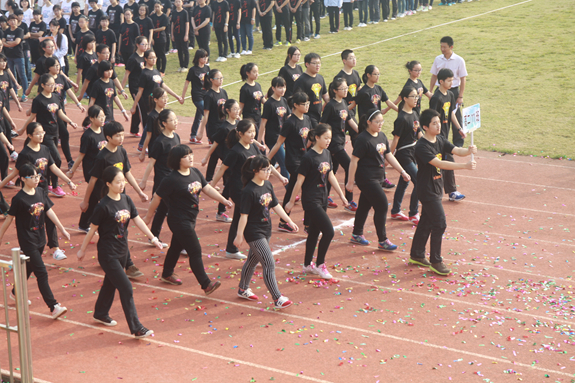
[462,103,481,134]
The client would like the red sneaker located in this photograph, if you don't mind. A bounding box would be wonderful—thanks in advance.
[327,197,338,209]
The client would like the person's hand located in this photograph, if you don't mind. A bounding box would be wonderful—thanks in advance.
[194,30,199,36]
[468,144,477,154]
[139,151,146,162]
[77,104,86,112]
[17,103,22,112]
[122,91,129,100]
[110,56,115,64]
[143,214,152,226]
[200,156,208,166]
[140,192,149,202]
[345,181,354,193]
[70,122,78,129]
[459,128,467,139]
[151,237,164,250]
[284,201,294,214]
[236,23,240,30]
[178,96,184,104]
[139,180,146,191]
[68,181,77,190]
[286,220,299,232]
[280,176,288,186]
[196,132,203,141]
[223,25,228,32]
[79,200,88,212]
[66,170,74,179]
[233,235,244,248]
[7,143,13,151]
[340,197,349,209]
[77,249,85,261]
[184,35,188,42]
[25,108,31,117]
[466,160,476,170]
[223,199,233,208]
[122,110,129,122]
[401,172,410,182]
[251,19,255,25]
[62,229,71,240]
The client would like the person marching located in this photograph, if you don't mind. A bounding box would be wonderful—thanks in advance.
[386,60,433,116]
[121,35,148,138]
[77,166,162,338]
[278,46,302,99]
[235,155,297,308]
[89,60,130,123]
[181,48,209,144]
[409,109,476,275]
[285,123,348,279]
[138,87,168,162]
[144,144,230,292]
[346,108,410,251]
[0,163,69,319]
[239,62,265,133]
[293,52,328,128]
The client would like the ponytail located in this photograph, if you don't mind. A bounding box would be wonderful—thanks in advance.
[226,119,254,149]
[154,109,173,136]
[82,105,104,127]
[23,122,43,147]
[308,123,331,145]
[405,60,420,71]
[218,99,238,120]
[100,165,123,199]
[287,91,308,109]
[328,78,346,99]
[149,87,167,111]
[284,46,300,66]
[241,155,270,186]
[240,62,256,81]
[398,86,417,112]
[266,76,286,98]
[362,65,377,84]
[204,69,221,90]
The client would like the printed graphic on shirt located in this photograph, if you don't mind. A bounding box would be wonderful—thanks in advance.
[98,141,107,150]
[299,126,309,147]
[0,81,9,94]
[105,87,115,98]
[152,75,162,84]
[318,161,330,186]
[371,94,381,106]
[253,91,263,101]
[376,143,385,165]
[217,98,226,106]
[114,209,130,238]
[35,158,49,176]
[54,83,64,95]
[435,153,442,175]
[292,73,301,81]
[442,102,450,124]
[349,83,357,97]
[413,120,420,133]
[198,72,206,82]
[29,202,44,230]
[188,181,202,207]
[113,162,124,171]
[259,192,272,222]
[47,103,59,122]
[311,83,322,99]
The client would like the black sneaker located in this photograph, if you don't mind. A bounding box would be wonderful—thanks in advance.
[408,257,431,267]
[430,262,451,276]
[278,221,296,233]
[203,280,221,295]
[94,316,118,326]
[134,327,154,339]
[382,178,396,189]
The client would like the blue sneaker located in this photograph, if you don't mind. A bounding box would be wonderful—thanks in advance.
[327,196,338,209]
[378,239,397,251]
[350,234,370,246]
[449,191,465,202]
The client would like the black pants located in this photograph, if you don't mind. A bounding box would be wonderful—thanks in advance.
[275,8,292,42]
[153,40,167,73]
[225,195,241,254]
[217,171,230,214]
[0,130,8,179]
[353,179,388,242]
[131,93,149,135]
[79,179,101,230]
[43,134,61,189]
[120,47,133,67]
[150,183,168,239]
[369,0,380,21]
[381,0,390,19]
[304,204,333,267]
[327,148,353,201]
[450,86,464,147]
[174,37,190,68]
[343,3,353,27]
[291,7,303,40]
[261,13,273,48]
[410,198,446,264]
[58,118,73,163]
[327,6,340,32]
[442,151,457,195]
[162,222,211,289]
[20,245,58,310]
[197,30,210,57]
[95,253,143,334]
[310,2,321,35]
[214,26,228,57]
[227,25,241,54]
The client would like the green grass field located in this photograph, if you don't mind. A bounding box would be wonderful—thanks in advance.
[96,0,574,159]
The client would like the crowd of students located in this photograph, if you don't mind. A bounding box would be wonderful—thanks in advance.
[0,0,480,337]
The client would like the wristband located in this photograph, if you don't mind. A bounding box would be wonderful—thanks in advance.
[151,237,159,244]
[121,109,126,113]
[77,103,81,107]
[224,23,228,26]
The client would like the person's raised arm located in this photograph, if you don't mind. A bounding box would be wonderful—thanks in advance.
[17,113,37,136]
[428,156,475,171]
[452,144,477,158]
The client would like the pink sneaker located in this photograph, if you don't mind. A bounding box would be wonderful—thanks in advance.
[50,186,66,197]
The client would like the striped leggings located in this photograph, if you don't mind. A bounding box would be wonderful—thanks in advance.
[239,237,282,301]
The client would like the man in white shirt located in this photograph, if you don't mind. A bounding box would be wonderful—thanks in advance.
[430,35,468,147]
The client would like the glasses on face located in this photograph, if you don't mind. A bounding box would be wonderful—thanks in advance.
[139,42,148,46]
[292,53,301,57]
[24,175,40,180]
[309,61,321,66]
[298,102,310,106]
[44,82,55,87]
[406,95,418,99]
[33,131,45,136]
[337,87,348,91]
[214,77,224,81]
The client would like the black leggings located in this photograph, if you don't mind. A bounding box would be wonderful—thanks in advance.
[260,13,273,48]
[291,7,303,40]
[20,245,58,310]
[275,8,291,42]
[120,47,133,67]
[214,26,228,57]
[280,165,298,223]
[304,204,334,267]
[163,223,211,289]
[227,25,241,54]
[196,30,210,57]
[225,195,241,254]
[43,134,61,189]
[0,129,8,179]
[205,147,221,182]
[310,1,321,35]
[153,40,167,73]
[79,179,101,230]
[150,182,169,240]
[58,118,73,163]
[353,179,388,242]
[173,37,190,68]
[410,198,445,264]
[327,148,353,201]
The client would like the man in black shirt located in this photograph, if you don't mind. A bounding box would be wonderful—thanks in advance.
[409,109,476,276]
[2,14,27,101]
[293,52,328,128]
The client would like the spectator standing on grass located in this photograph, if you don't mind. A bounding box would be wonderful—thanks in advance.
[134,4,153,44]
[181,48,209,144]
[368,0,379,24]
[211,0,230,62]
[408,109,476,276]
[3,14,28,101]
[30,10,47,66]
[357,0,367,26]
[239,0,255,54]
[226,0,240,58]
[288,0,302,43]
[342,0,352,30]
[293,52,328,128]
[273,0,290,46]
[171,0,190,70]
[278,46,302,98]
[192,0,211,57]
[150,1,169,74]
[88,0,105,33]
[430,35,467,147]
[324,0,341,34]
[118,9,140,64]
[68,2,82,54]
[256,0,274,50]
[301,0,311,40]
[95,16,117,63]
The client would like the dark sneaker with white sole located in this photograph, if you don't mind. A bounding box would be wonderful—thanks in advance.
[430,262,451,275]
[134,327,154,339]
[94,316,118,326]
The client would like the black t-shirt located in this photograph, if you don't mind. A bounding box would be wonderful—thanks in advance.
[258,0,273,14]
[125,52,145,91]
[156,167,207,226]
[212,120,236,161]
[293,72,326,123]
[91,194,139,257]
[240,180,278,242]
[261,96,290,145]
[239,0,255,24]
[31,93,62,137]
[34,55,49,76]
[124,2,140,15]
[203,88,228,139]
[75,29,95,56]
[55,17,67,33]
[52,73,72,106]
[392,110,420,165]
[402,78,428,115]
[161,0,173,14]
[89,78,117,121]
[355,84,388,120]
[8,188,53,252]
[107,5,124,29]
[88,8,105,32]
[0,72,13,112]
[19,23,30,51]
[16,144,54,191]
[4,27,24,58]
[150,132,181,186]
[352,130,390,184]
[210,0,230,28]
[78,52,98,80]
[90,145,132,196]
[134,17,153,39]
[186,65,209,102]
[150,13,169,43]
[79,127,107,181]
[69,14,80,36]
[239,82,264,123]
[228,0,240,25]
[192,5,211,33]
[280,113,310,170]
[278,64,303,99]
[85,62,118,96]
[320,98,350,152]
[415,135,454,202]
[138,67,163,107]
[334,69,361,106]
[223,142,259,201]
[171,9,189,37]
[95,28,117,50]
[119,22,140,51]
[298,148,332,211]
[429,89,456,139]
[145,108,160,154]
[29,21,46,55]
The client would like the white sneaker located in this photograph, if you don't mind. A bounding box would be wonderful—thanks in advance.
[181,249,188,255]
[315,263,333,279]
[227,53,233,58]
[302,263,316,274]
[240,50,247,55]
[226,251,247,260]
[215,57,222,62]
[314,34,320,39]
[220,57,227,62]
[53,249,67,261]
[303,37,310,41]
[245,50,252,55]
[274,296,292,309]
[215,212,233,223]
[10,292,31,306]
[149,238,169,248]
[234,53,241,58]
[51,303,67,319]
[237,288,258,301]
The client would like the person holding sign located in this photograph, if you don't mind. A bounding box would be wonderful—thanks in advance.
[408,109,476,276]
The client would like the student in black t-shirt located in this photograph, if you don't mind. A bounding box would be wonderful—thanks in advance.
[171,0,190,71]
[239,62,264,129]
[138,87,167,161]
[285,124,346,280]
[278,46,303,98]
[389,87,422,225]
[333,49,361,141]
[78,166,161,338]
[107,0,124,61]
[181,48,209,143]
[192,0,212,57]
[144,144,230,291]
[355,65,397,120]
[211,119,282,260]
[3,14,28,100]
[387,60,433,117]
[259,76,289,177]
[30,11,47,65]
[255,0,274,49]
[150,2,169,74]
[0,91,15,180]
[226,0,240,57]
[96,16,118,63]
[293,52,328,127]
[75,30,96,89]
[121,35,148,136]
[89,60,129,122]
[239,0,255,53]
[235,155,297,309]
[0,163,69,319]
[409,109,476,276]
[346,108,410,251]
[429,68,467,202]
[135,4,154,44]
[69,2,82,54]
[119,8,141,63]
[211,0,229,61]
[274,0,291,45]
[87,0,105,33]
